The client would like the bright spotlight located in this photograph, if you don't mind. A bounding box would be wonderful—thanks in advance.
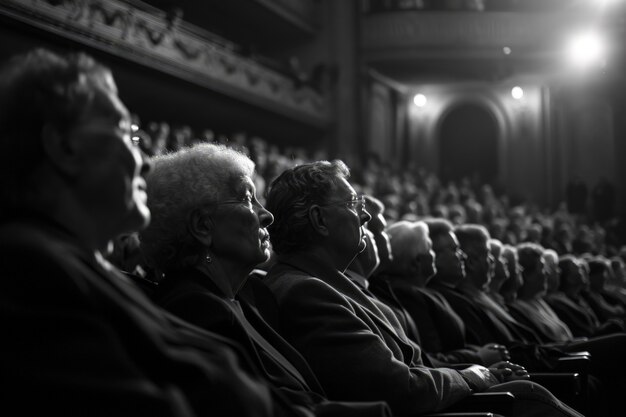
[567,31,606,68]
[413,93,427,107]
[511,86,524,100]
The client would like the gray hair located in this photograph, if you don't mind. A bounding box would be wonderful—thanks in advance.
[386,220,429,274]
[266,160,349,255]
[139,143,254,272]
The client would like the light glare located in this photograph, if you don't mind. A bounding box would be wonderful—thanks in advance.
[567,31,605,68]
[511,86,524,100]
[413,93,427,107]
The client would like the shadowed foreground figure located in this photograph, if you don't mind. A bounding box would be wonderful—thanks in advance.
[262,160,584,417]
[0,48,311,416]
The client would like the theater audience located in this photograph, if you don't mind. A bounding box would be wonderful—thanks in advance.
[584,256,626,323]
[509,243,576,343]
[499,244,525,305]
[0,47,284,416]
[546,255,624,338]
[374,220,511,366]
[262,160,583,417]
[139,143,391,417]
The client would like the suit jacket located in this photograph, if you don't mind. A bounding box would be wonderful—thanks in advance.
[508,298,573,343]
[264,251,472,416]
[0,219,275,417]
[372,275,484,365]
[546,292,605,338]
[429,281,543,346]
[154,268,325,396]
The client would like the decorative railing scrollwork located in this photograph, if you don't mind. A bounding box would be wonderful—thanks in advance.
[0,0,328,126]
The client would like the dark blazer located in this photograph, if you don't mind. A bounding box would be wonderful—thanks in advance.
[0,219,275,416]
[372,275,484,365]
[264,251,472,416]
[153,268,325,395]
[428,281,543,346]
[154,268,393,417]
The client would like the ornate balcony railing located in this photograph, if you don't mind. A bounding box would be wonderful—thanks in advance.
[0,0,328,127]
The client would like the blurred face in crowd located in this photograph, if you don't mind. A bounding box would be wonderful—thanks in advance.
[365,202,393,272]
[70,78,151,244]
[491,252,509,292]
[322,178,371,271]
[432,231,466,285]
[356,228,380,278]
[523,257,548,298]
[543,253,560,293]
[209,175,274,272]
[465,239,494,290]
[564,260,587,295]
[502,251,523,300]
[417,233,437,281]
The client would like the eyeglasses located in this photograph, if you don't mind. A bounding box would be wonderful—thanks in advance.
[320,195,366,212]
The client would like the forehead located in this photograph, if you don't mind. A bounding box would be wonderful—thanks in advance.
[85,84,129,123]
[230,174,255,193]
[334,177,356,196]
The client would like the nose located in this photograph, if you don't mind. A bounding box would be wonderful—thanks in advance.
[256,202,274,228]
[360,207,372,225]
[131,145,152,176]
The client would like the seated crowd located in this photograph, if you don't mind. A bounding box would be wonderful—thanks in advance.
[3,47,625,417]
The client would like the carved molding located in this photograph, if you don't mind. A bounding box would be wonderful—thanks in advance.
[362,11,589,51]
[0,0,328,126]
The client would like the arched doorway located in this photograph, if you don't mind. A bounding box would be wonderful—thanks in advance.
[439,102,499,186]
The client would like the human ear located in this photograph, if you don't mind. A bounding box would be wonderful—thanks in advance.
[188,208,213,247]
[308,205,329,237]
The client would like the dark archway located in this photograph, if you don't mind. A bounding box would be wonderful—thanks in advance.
[439,102,499,186]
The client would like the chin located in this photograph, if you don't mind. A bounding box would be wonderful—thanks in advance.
[119,205,151,235]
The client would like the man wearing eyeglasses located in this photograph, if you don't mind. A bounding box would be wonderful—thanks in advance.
[262,160,583,417]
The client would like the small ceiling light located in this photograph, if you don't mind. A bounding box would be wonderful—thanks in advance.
[413,93,427,107]
[511,86,524,100]
[503,46,512,55]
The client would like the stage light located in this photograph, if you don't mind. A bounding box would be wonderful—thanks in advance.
[413,93,427,107]
[567,31,606,68]
[511,86,524,100]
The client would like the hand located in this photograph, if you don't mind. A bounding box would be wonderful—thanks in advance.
[476,343,510,366]
[459,365,501,392]
[488,361,529,383]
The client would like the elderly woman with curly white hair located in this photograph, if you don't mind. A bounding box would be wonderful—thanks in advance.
[139,142,392,417]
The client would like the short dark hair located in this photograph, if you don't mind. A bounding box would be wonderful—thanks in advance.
[517,242,544,275]
[423,218,454,245]
[455,224,490,255]
[266,160,349,255]
[0,48,112,210]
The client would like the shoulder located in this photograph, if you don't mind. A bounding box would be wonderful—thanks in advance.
[265,264,354,314]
